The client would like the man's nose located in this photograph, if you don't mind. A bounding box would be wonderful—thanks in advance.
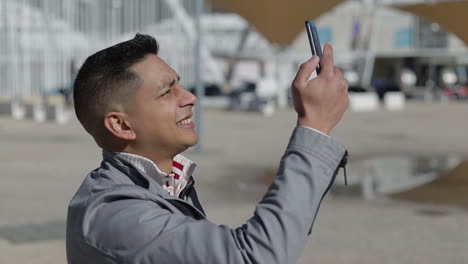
[179,87,197,107]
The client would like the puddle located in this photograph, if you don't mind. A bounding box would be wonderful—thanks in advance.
[341,155,468,207]
[259,155,468,208]
[362,156,461,194]
[415,208,450,217]
[391,158,468,207]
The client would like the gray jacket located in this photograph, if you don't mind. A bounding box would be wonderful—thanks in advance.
[66,127,347,264]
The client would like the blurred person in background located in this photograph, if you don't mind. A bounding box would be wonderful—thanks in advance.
[66,33,349,264]
[373,66,401,101]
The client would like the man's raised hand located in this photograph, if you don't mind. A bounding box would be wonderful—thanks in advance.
[291,43,349,135]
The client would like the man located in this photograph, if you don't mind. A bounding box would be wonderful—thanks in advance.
[67,33,349,264]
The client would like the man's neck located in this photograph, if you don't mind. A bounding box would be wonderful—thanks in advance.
[130,151,174,174]
[115,147,175,175]
[153,158,173,175]
[107,142,179,175]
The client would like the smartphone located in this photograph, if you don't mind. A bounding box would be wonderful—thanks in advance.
[305,20,322,74]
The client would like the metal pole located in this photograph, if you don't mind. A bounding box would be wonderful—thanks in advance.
[2,0,12,97]
[361,2,380,89]
[194,0,204,152]
[163,0,224,84]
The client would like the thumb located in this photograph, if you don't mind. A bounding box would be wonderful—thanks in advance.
[293,56,320,87]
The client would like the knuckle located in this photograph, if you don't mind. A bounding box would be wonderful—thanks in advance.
[335,67,343,75]
[299,62,308,71]
[292,79,301,89]
[344,88,349,97]
[343,79,349,90]
[292,80,304,93]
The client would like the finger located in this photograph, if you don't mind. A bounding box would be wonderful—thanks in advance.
[342,78,349,91]
[321,43,335,77]
[293,56,320,86]
[333,67,348,90]
[334,66,344,79]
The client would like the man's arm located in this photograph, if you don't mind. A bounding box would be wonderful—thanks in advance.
[81,128,345,264]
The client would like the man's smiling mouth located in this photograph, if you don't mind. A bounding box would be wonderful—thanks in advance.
[176,117,193,126]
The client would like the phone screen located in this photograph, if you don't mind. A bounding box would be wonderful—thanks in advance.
[305,20,323,74]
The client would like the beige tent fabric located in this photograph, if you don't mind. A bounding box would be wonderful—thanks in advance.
[210,0,468,46]
[395,1,468,45]
[209,0,344,45]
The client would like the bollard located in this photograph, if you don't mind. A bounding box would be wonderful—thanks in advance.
[349,93,379,112]
[24,96,46,122]
[46,95,69,124]
[384,92,405,111]
[11,99,25,120]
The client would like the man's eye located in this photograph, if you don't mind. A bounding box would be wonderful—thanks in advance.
[161,89,171,96]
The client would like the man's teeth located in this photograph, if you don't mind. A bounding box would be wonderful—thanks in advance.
[177,118,192,125]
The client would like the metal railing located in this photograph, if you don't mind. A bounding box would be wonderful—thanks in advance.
[0,0,223,98]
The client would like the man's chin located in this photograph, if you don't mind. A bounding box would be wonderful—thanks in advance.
[181,135,198,150]
[188,137,199,147]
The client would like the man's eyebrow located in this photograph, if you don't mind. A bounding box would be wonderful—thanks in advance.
[173,75,180,85]
[159,75,181,89]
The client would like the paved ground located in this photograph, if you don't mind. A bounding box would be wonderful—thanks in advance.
[0,102,467,263]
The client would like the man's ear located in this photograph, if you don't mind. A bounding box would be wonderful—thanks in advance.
[103,112,136,141]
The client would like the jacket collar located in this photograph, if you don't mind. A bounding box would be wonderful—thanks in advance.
[101,150,196,196]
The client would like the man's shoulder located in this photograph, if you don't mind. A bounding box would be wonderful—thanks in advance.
[66,169,162,264]
[66,161,167,253]
[68,160,156,210]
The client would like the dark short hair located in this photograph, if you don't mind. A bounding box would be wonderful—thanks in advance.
[73,33,159,139]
